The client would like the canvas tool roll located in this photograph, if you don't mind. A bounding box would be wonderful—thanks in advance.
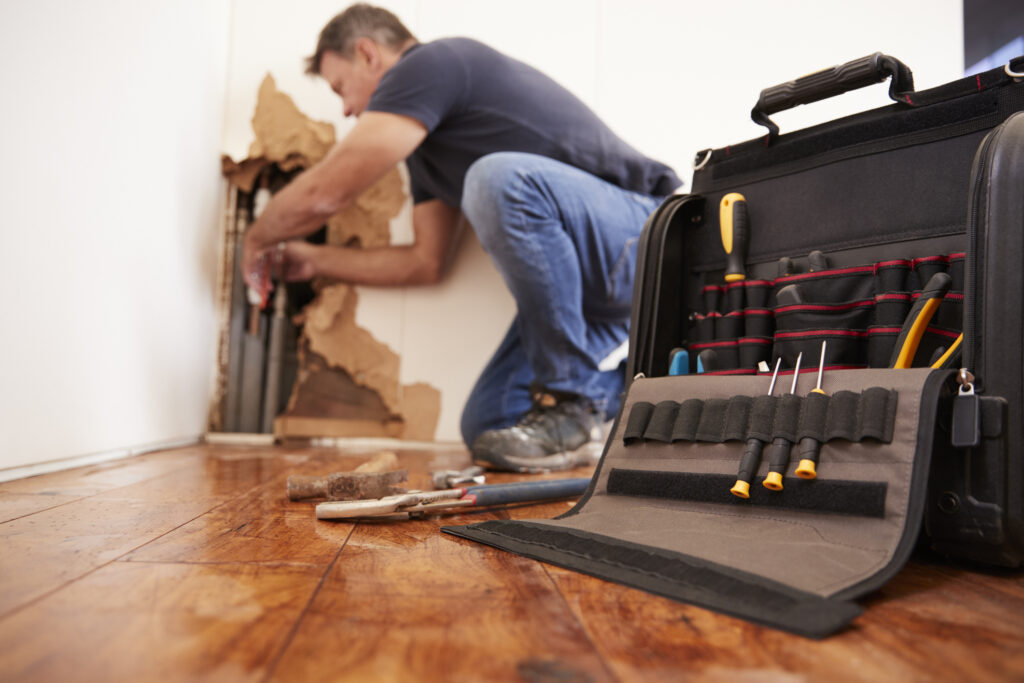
[444,368,959,639]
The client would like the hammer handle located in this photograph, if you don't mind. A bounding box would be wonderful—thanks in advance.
[287,475,327,501]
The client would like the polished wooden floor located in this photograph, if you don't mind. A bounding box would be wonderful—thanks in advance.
[1,443,1023,682]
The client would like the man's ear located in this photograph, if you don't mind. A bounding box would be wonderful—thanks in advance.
[354,36,380,68]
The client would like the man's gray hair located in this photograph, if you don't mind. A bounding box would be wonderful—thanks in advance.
[306,4,417,75]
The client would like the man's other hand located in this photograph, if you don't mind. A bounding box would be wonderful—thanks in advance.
[278,241,322,282]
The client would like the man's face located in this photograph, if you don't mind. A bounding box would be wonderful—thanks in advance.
[321,49,378,118]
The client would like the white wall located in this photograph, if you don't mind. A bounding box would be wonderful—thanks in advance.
[223,0,963,442]
[0,0,231,470]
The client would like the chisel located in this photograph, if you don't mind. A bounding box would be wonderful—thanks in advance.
[719,193,750,283]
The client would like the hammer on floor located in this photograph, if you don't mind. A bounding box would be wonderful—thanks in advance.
[287,451,408,501]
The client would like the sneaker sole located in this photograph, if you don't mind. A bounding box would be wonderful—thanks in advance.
[472,439,604,474]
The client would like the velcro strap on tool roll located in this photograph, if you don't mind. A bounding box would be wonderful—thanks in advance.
[442,520,864,639]
[608,468,888,518]
[622,388,898,446]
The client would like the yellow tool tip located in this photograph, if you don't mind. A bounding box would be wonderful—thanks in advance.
[795,459,818,479]
[724,273,746,283]
[730,480,750,499]
[762,472,784,491]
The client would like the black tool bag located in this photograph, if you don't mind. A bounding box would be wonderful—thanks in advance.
[445,54,1024,638]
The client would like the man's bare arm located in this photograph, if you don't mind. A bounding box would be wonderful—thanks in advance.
[242,111,427,288]
[280,199,463,287]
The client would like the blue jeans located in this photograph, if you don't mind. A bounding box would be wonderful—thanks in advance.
[459,152,665,447]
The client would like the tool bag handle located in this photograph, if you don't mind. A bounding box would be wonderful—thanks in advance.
[751,52,915,140]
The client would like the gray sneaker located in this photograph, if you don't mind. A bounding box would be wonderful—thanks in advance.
[471,389,605,473]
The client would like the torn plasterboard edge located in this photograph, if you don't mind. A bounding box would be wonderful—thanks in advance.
[216,72,441,441]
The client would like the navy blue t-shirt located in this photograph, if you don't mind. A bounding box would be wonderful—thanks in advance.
[366,38,681,206]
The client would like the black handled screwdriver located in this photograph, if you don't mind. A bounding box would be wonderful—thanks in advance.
[731,357,781,499]
[795,341,827,479]
[719,193,749,283]
[763,351,802,491]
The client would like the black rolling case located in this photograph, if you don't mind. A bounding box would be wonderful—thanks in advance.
[446,54,1024,637]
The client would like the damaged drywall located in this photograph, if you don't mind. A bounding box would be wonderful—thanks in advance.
[219,73,441,440]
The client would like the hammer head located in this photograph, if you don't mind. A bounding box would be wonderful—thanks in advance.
[287,469,408,501]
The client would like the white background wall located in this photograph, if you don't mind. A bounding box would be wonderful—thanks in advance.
[0,0,231,470]
[222,0,964,443]
[0,0,964,469]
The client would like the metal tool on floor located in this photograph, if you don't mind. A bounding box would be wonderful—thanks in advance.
[315,478,591,520]
[431,466,486,489]
[288,451,407,501]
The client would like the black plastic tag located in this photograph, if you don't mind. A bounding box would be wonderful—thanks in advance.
[951,392,981,448]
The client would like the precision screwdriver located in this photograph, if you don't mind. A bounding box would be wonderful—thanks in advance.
[730,357,781,499]
[719,193,750,283]
[795,341,827,479]
[763,351,802,491]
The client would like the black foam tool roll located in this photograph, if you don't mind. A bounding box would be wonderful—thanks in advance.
[672,399,704,441]
[623,402,654,445]
[645,401,681,442]
[798,392,830,442]
[697,399,730,442]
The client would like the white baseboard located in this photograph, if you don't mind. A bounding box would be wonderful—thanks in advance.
[0,435,203,484]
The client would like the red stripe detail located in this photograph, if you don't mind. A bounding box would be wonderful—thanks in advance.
[725,279,772,290]
[776,299,874,314]
[926,327,962,340]
[745,308,774,316]
[701,285,724,294]
[912,255,949,266]
[977,74,982,91]
[875,259,911,271]
[905,94,914,105]
[691,340,738,349]
[875,293,912,302]
[775,329,868,339]
[949,252,966,260]
[945,292,964,301]
[737,338,772,346]
[870,327,903,335]
[775,265,874,283]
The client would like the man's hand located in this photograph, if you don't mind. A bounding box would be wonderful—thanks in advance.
[241,228,273,292]
[277,241,322,282]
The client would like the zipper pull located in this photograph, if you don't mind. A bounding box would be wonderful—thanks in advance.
[951,368,981,449]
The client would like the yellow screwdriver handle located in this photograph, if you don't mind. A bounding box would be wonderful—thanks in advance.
[719,193,749,283]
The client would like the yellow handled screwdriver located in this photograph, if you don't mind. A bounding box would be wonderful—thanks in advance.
[719,193,749,283]
[763,351,802,491]
[795,341,827,479]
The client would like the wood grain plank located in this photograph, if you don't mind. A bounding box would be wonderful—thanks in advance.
[269,516,615,682]
[124,473,352,566]
[0,449,201,496]
[0,561,326,683]
[0,492,80,523]
[543,556,1024,682]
